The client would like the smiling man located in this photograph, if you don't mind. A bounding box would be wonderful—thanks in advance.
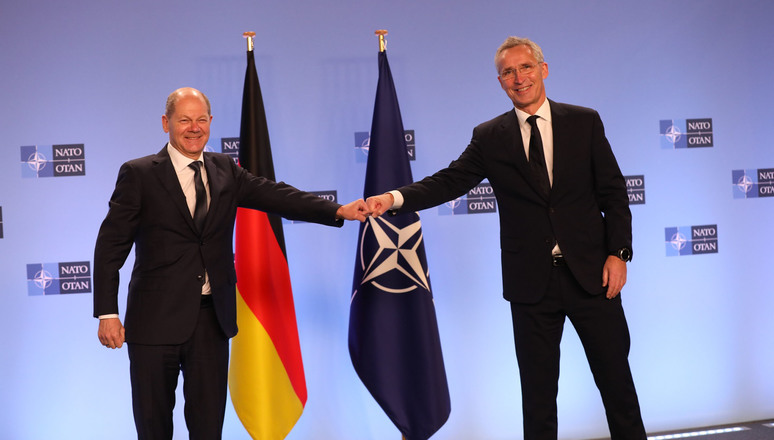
[366,37,646,439]
[94,87,369,439]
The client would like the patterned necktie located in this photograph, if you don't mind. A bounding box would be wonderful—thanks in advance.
[188,161,207,233]
[527,115,550,198]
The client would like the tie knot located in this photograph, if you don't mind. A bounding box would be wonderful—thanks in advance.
[188,161,202,173]
[527,115,539,127]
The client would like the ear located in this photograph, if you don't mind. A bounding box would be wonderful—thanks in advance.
[161,115,170,133]
[541,62,549,80]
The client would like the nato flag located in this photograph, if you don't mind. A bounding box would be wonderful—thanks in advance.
[349,50,451,440]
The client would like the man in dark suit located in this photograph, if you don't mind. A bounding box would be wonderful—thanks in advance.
[94,87,369,439]
[366,37,646,439]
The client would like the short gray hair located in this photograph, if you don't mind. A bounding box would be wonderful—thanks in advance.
[494,37,545,72]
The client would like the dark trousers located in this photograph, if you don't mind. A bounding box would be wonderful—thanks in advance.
[127,298,229,440]
[510,263,646,440]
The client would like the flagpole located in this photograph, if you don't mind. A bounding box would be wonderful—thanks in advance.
[376,26,408,440]
[375,29,387,52]
[243,31,255,52]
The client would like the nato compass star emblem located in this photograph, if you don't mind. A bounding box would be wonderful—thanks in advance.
[736,174,754,194]
[664,124,682,144]
[356,215,430,295]
[33,269,54,290]
[26,151,48,172]
[669,231,688,252]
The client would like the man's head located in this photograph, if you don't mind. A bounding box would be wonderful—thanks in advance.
[162,87,212,160]
[495,37,549,115]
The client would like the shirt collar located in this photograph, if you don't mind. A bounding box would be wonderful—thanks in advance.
[166,143,204,173]
[514,99,552,127]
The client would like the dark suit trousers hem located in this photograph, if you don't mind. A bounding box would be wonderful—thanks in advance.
[128,298,229,440]
[509,264,646,440]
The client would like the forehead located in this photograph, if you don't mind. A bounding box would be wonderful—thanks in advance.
[172,95,209,118]
[498,45,538,68]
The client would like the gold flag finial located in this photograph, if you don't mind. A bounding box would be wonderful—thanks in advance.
[243,31,256,52]
[375,29,388,52]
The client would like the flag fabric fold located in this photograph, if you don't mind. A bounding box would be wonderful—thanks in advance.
[229,49,307,440]
[349,50,451,440]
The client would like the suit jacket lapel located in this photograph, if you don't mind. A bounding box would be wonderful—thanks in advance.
[549,100,569,195]
[500,110,529,168]
[202,153,224,233]
[500,109,550,201]
[152,146,199,234]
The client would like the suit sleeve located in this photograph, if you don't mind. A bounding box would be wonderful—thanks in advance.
[590,111,632,253]
[93,162,142,317]
[397,129,488,213]
[230,159,343,227]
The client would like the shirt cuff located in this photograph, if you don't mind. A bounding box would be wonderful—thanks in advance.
[388,190,404,209]
[99,314,119,320]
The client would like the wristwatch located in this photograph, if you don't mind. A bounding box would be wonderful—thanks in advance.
[613,247,633,262]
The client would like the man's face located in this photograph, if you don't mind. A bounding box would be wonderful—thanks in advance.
[496,45,548,115]
[161,94,212,160]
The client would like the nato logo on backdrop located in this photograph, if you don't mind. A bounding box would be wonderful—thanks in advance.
[438,182,497,215]
[625,175,646,205]
[732,168,774,198]
[660,119,713,149]
[27,261,92,295]
[221,137,240,164]
[354,130,415,163]
[20,144,86,178]
[664,225,718,256]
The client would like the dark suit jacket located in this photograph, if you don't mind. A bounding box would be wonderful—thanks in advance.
[396,100,632,303]
[93,146,342,344]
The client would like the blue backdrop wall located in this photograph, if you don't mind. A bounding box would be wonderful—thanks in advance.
[1,0,773,439]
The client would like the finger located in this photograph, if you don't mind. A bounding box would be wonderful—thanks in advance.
[117,328,126,348]
[607,279,623,299]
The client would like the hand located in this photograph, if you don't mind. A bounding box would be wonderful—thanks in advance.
[336,199,371,222]
[366,193,395,218]
[602,255,627,299]
[98,318,126,349]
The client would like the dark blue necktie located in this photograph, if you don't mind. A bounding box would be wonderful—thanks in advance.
[527,115,550,198]
[188,161,207,233]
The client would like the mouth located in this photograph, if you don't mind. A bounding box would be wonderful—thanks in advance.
[515,84,531,93]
